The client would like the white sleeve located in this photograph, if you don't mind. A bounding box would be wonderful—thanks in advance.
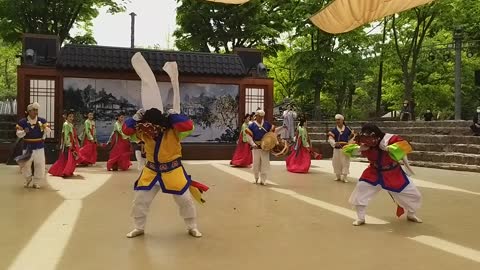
[247,134,256,147]
[328,136,336,148]
[16,130,26,138]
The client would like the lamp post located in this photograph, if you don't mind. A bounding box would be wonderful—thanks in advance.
[129,12,137,48]
[454,27,463,120]
[425,27,480,120]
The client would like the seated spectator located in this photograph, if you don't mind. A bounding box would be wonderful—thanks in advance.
[424,109,433,121]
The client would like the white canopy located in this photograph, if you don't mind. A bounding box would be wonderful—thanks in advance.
[310,0,435,34]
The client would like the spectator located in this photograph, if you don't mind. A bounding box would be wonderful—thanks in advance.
[400,100,411,121]
[471,106,480,136]
[424,109,433,121]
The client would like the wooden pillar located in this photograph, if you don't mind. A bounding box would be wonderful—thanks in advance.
[16,68,26,120]
[238,82,246,125]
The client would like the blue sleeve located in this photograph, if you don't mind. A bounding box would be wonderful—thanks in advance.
[39,117,47,124]
[18,119,27,128]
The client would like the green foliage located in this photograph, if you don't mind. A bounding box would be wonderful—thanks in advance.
[0,0,126,44]
[0,40,19,100]
[174,0,292,54]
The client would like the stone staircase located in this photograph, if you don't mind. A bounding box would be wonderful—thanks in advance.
[303,120,480,172]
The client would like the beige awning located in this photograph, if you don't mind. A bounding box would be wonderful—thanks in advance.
[310,0,435,34]
[205,0,250,4]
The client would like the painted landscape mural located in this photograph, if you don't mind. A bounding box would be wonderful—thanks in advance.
[63,78,239,143]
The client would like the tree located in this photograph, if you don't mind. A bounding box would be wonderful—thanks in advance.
[390,2,439,118]
[0,0,126,44]
[0,40,19,100]
[174,0,292,54]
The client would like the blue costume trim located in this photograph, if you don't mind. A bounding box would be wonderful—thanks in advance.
[133,134,191,194]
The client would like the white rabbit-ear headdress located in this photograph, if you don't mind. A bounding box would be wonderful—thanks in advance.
[131,52,180,114]
[162,61,180,114]
[131,52,164,112]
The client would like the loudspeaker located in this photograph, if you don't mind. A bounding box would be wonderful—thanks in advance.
[234,47,263,73]
[22,34,59,66]
[475,70,480,86]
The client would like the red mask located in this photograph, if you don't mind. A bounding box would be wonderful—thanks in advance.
[358,132,379,147]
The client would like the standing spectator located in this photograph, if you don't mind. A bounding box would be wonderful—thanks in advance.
[281,104,297,142]
[400,100,411,121]
[471,106,480,136]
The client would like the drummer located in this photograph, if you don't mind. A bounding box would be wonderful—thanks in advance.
[246,109,275,185]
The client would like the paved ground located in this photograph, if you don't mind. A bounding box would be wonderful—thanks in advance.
[1,160,480,270]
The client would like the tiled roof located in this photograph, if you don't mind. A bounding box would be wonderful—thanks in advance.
[57,44,247,76]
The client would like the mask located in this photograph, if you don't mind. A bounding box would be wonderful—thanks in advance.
[358,132,379,147]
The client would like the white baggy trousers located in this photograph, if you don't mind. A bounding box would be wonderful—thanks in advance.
[21,148,46,185]
[135,150,146,171]
[131,185,198,231]
[332,148,350,179]
[349,181,422,220]
[252,148,270,184]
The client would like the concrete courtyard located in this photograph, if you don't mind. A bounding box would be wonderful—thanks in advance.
[1,160,480,270]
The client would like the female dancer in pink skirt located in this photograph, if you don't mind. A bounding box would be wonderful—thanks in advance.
[77,110,97,165]
[286,118,321,173]
[49,110,81,177]
[107,112,132,171]
[230,114,253,167]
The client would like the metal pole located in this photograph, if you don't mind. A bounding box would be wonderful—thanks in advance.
[454,27,463,120]
[376,18,388,117]
[129,12,137,48]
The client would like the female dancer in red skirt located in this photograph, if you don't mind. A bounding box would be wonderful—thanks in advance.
[230,114,253,167]
[286,118,321,173]
[77,110,97,165]
[49,110,81,177]
[107,112,132,171]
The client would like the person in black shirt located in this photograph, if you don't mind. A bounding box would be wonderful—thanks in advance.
[471,106,480,136]
[424,109,433,121]
[400,100,411,121]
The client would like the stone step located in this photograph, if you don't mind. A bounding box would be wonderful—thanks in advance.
[409,151,480,166]
[0,114,16,122]
[307,126,473,136]
[0,122,16,131]
[302,120,472,128]
[410,142,480,154]
[408,161,480,173]
[352,157,480,173]
[0,129,16,139]
[309,133,480,145]
[402,134,480,145]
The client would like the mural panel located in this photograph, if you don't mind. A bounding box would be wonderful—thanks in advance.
[63,78,239,143]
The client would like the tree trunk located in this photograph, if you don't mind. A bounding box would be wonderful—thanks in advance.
[404,75,415,120]
[313,84,321,120]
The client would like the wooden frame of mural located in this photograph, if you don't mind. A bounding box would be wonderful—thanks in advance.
[16,66,273,160]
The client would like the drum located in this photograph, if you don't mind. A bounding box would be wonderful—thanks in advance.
[271,138,289,157]
[260,132,278,151]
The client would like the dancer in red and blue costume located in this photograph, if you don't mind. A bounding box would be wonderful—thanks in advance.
[343,123,423,226]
